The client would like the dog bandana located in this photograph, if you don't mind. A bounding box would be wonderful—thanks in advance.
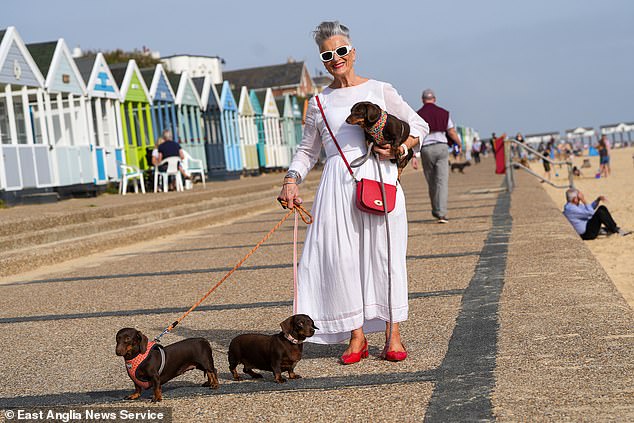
[367,109,387,144]
[124,341,165,389]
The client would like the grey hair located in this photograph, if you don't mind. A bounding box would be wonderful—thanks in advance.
[565,188,578,203]
[313,21,351,48]
[162,128,173,140]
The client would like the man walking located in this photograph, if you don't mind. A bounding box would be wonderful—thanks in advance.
[416,89,462,223]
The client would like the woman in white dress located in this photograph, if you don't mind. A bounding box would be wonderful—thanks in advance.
[278,21,429,363]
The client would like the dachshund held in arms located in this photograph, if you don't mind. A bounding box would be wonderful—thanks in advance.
[345,101,413,178]
[228,314,317,383]
[116,328,218,402]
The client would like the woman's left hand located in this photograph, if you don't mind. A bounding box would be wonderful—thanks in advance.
[373,143,395,160]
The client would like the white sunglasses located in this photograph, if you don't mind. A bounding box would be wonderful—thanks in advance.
[320,45,353,62]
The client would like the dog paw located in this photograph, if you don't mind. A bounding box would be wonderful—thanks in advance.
[288,374,302,379]
[151,397,162,403]
[275,377,287,384]
[124,394,140,400]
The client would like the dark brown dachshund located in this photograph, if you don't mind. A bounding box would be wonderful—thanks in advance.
[345,101,413,178]
[228,314,317,383]
[115,328,218,402]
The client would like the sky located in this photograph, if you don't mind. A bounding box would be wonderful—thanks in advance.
[3,0,633,137]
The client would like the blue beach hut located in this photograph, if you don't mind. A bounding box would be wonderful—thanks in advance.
[218,80,242,174]
[143,64,177,143]
[0,27,54,204]
[75,52,125,183]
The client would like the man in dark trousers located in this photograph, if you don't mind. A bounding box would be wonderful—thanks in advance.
[157,129,190,187]
[563,188,630,240]
[415,89,462,223]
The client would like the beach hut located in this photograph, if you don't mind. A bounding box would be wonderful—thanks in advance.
[291,95,303,146]
[193,75,230,179]
[111,60,154,170]
[600,122,634,146]
[236,86,259,175]
[168,71,205,169]
[565,127,595,148]
[218,81,242,173]
[143,64,177,144]
[262,88,285,169]
[0,27,54,203]
[280,94,298,158]
[249,89,267,169]
[75,52,125,183]
[28,38,96,192]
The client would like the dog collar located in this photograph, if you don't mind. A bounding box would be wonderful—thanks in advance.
[367,109,387,144]
[284,333,303,344]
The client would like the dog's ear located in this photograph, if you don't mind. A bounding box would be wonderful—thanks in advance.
[365,103,381,125]
[280,316,295,334]
[138,331,149,354]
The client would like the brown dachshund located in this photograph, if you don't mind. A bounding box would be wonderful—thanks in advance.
[228,314,318,383]
[115,328,218,402]
[345,101,413,178]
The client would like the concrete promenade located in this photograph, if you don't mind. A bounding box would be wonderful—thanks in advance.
[0,158,632,422]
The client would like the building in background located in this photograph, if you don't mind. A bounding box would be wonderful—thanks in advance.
[161,54,224,84]
[223,60,315,98]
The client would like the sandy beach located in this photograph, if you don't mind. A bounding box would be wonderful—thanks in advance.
[539,146,634,308]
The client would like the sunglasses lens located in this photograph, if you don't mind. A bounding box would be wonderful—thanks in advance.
[335,46,350,57]
[320,51,334,62]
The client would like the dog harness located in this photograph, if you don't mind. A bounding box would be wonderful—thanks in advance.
[124,341,166,389]
[367,109,388,144]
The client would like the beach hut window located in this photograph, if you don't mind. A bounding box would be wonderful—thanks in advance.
[0,101,10,144]
[30,104,45,144]
[12,96,28,145]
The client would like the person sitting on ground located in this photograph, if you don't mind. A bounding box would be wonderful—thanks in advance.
[563,188,630,240]
[157,129,190,181]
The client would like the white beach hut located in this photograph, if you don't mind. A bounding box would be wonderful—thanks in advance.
[0,27,53,204]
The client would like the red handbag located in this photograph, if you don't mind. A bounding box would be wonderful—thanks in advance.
[315,96,397,215]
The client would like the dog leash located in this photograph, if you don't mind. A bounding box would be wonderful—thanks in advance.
[154,202,312,342]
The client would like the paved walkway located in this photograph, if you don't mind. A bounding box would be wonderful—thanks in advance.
[0,158,632,422]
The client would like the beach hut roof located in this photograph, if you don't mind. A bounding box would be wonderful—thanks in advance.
[74,55,96,82]
[223,61,306,92]
[191,75,219,110]
[237,86,254,115]
[0,27,45,87]
[27,39,87,95]
[74,53,120,99]
[565,127,594,135]
[142,64,175,103]
[110,60,151,102]
[262,88,279,117]
[26,41,56,77]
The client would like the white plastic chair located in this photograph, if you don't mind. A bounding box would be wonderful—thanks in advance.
[154,156,184,192]
[119,163,146,195]
[182,149,206,188]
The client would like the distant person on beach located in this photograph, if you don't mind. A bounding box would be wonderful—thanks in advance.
[416,89,462,223]
[563,188,630,240]
[472,137,482,164]
[598,135,611,178]
[540,143,552,182]
[515,132,529,167]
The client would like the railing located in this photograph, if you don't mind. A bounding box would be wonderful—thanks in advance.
[504,139,575,192]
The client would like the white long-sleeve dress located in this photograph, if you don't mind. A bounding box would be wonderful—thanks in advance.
[289,79,429,344]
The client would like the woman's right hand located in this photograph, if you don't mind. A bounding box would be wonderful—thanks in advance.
[277,179,303,209]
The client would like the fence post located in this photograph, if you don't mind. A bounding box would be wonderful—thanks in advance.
[504,139,514,192]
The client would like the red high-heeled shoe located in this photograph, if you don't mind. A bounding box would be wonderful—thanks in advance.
[380,343,408,362]
[340,338,369,365]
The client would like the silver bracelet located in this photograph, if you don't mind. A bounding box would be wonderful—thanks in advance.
[285,170,302,184]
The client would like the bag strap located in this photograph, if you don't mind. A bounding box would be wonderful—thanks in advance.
[315,95,355,178]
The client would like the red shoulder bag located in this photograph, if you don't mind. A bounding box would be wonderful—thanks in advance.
[315,95,396,215]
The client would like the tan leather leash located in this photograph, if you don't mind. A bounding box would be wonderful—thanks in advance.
[154,202,312,342]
